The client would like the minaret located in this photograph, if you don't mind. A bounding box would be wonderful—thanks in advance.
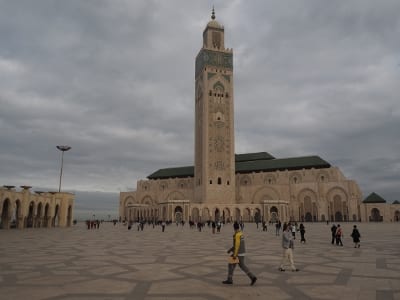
[194,9,235,205]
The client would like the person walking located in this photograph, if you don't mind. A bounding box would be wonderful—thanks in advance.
[330,224,337,245]
[299,223,306,243]
[279,222,299,272]
[350,225,361,248]
[212,221,216,234]
[222,222,257,286]
[161,221,166,232]
[275,220,281,236]
[291,222,296,240]
[335,224,343,246]
[262,221,267,232]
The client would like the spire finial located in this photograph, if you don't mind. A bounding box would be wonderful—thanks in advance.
[211,6,215,20]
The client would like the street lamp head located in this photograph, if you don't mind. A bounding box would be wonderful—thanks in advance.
[57,145,71,152]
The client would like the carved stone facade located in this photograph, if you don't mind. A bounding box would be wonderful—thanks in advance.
[119,11,397,224]
[120,165,365,223]
[0,186,74,229]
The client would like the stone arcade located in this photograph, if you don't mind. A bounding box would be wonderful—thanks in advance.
[0,186,74,229]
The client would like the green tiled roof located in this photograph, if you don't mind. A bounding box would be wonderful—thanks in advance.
[363,192,386,203]
[148,166,194,180]
[235,155,330,174]
[235,152,275,162]
[147,153,331,180]
[392,200,399,205]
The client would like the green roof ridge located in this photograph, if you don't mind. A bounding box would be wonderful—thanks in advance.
[147,154,331,180]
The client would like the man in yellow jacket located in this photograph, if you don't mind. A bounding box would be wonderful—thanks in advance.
[222,222,257,285]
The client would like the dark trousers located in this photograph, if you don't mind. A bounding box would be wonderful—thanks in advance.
[227,256,255,281]
[336,236,343,246]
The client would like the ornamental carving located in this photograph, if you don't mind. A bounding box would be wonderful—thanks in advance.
[215,160,225,170]
[214,136,225,152]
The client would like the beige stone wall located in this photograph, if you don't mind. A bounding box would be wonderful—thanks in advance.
[235,166,362,222]
[119,165,368,223]
[0,187,74,229]
[361,203,400,222]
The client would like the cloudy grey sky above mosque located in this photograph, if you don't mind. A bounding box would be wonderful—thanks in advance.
[1,1,399,218]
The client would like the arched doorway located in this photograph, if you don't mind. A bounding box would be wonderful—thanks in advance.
[395,210,400,222]
[335,211,343,222]
[1,199,11,229]
[44,204,50,227]
[214,208,220,221]
[12,200,21,229]
[67,205,73,226]
[203,208,210,221]
[370,208,382,222]
[192,207,199,222]
[254,208,261,223]
[36,203,43,228]
[243,208,251,222]
[305,212,312,222]
[175,206,183,223]
[27,202,34,228]
[223,208,231,223]
[270,206,278,222]
[234,208,241,222]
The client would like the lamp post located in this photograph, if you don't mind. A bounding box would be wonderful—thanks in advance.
[56,145,71,192]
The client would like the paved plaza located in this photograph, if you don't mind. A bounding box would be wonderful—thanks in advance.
[0,222,399,300]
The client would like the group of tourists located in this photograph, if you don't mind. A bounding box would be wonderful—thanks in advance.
[331,223,361,248]
[85,219,101,229]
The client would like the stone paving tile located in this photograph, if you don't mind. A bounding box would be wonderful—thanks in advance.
[0,222,400,300]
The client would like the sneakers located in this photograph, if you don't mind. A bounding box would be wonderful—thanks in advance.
[250,277,257,286]
[292,269,299,272]
[279,268,285,272]
[222,280,233,285]
[223,278,257,285]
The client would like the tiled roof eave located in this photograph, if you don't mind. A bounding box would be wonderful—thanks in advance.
[235,164,330,174]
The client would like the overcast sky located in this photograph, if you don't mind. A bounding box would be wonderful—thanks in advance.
[1,0,399,219]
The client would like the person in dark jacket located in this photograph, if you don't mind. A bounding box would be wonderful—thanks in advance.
[222,222,257,286]
[299,223,306,243]
[331,224,337,245]
[351,225,361,248]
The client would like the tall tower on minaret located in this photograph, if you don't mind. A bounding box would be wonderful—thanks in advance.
[194,9,235,205]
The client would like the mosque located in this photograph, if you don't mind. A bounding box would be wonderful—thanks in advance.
[119,11,399,224]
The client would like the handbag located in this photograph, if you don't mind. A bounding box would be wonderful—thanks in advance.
[228,256,239,264]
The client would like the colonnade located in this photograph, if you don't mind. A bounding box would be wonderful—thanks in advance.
[0,187,74,229]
